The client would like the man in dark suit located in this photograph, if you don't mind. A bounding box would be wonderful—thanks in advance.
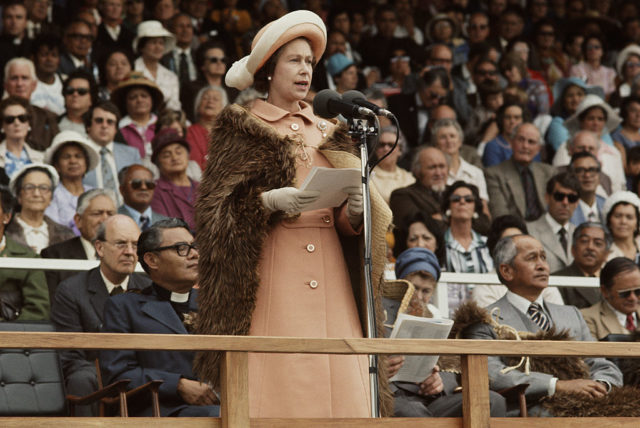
[0,1,32,87]
[161,13,197,87]
[555,222,611,309]
[464,234,623,416]
[58,18,96,76]
[486,123,555,220]
[526,172,580,273]
[100,218,219,417]
[41,188,117,301]
[93,0,135,63]
[117,165,167,230]
[50,215,151,416]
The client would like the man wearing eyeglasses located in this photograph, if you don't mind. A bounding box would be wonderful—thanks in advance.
[568,152,606,226]
[526,172,580,273]
[117,164,167,230]
[100,218,219,417]
[59,18,96,76]
[581,257,640,340]
[50,214,151,415]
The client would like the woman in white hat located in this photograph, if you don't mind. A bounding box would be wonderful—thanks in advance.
[610,44,640,107]
[43,131,99,235]
[132,20,181,110]
[195,10,392,418]
[603,191,640,262]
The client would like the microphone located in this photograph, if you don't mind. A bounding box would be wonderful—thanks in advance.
[342,90,396,119]
[313,89,376,120]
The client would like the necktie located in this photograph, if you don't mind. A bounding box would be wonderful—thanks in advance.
[140,215,150,231]
[626,313,636,331]
[179,52,190,85]
[520,167,541,221]
[588,211,597,222]
[558,228,568,256]
[100,147,115,192]
[110,286,124,296]
[527,302,550,331]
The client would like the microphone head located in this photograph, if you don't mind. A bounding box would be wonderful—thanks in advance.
[313,89,341,119]
[341,90,367,105]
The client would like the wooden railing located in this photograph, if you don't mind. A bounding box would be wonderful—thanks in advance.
[1,332,639,427]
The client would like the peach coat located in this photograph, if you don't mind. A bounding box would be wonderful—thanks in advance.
[247,99,370,417]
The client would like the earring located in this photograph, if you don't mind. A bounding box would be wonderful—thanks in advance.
[267,76,272,81]
[473,212,479,219]
[445,209,451,218]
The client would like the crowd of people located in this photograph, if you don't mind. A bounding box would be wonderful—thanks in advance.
[1,0,640,420]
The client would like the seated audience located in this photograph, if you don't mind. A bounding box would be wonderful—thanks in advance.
[0,96,44,182]
[94,0,135,66]
[442,181,493,315]
[6,163,74,253]
[58,18,96,76]
[464,234,623,416]
[97,49,133,101]
[150,129,199,231]
[0,185,48,321]
[499,52,549,118]
[326,53,359,94]
[100,218,220,417]
[118,164,168,230]
[30,34,66,116]
[50,214,151,416]
[58,69,98,138]
[569,35,616,98]
[44,130,99,235]
[386,247,507,417]
[610,45,640,107]
[3,57,59,151]
[485,123,555,221]
[556,222,612,309]
[612,95,640,170]
[393,210,445,266]
[563,94,622,150]
[186,85,227,169]
[161,13,197,87]
[481,101,535,167]
[526,172,580,273]
[603,191,640,262]
[568,152,606,225]
[41,188,117,301]
[581,257,640,340]
[370,125,414,204]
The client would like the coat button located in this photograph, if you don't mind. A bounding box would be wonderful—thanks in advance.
[306,244,315,252]
[291,123,299,131]
[30,380,36,386]
[322,215,331,223]
[309,280,318,289]
[24,351,30,356]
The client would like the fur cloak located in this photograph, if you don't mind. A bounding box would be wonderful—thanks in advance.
[194,103,393,415]
[451,302,640,417]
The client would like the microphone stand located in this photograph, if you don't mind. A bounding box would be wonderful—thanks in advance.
[347,116,380,418]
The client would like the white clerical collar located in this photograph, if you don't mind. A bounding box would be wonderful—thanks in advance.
[171,292,189,303]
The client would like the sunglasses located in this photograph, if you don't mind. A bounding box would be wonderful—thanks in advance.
[617,288,640,299]
[206,56,226,64]
[573,166,600,175]
[450,195,475,204]
[391,56,410,63]
[552,191,579,203]
[64,87,90,96]
[93,117,116,126]
[130,179,156,190]
[3,114,29,124]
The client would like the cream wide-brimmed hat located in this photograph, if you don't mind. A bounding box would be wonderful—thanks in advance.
[9,162,60,196]
[603,191,640,222]
[133,20,176,55]
[616,44,640,76]
[225,10,326,91]
[564,94,621,136]
[44,130,100,172]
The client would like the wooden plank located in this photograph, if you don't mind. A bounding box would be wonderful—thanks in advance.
[251,418,460,427]
[1,333,639,358]
[491,418,640,427]
[220,351,249,428]
[460,355,489,428]
[0,418,220,427]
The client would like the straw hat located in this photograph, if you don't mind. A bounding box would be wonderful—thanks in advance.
[616,44,640,76]
[603,191,640,222]
[110,71,164,116]
[564,94,621,136]
[9,162,59,196]
[133,20,176,55]
[44,130,99,172]
[225,10,326,91]
[425,13,459,44]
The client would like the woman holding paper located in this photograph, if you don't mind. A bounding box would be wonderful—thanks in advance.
[194,11,393,418]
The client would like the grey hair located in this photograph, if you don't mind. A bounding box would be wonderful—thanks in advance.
[572,221,613,250]
[430,118,464,147]
[4,57,36,83]
[194,85,228,120]
[568,130,601,150]
[510,122,542,145]
[493,235,521,284]
[411,145,432,178]
[76,188,116,215]
[379,125,407,156]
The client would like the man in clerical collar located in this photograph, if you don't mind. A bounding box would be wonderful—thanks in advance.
[100,218,219,417]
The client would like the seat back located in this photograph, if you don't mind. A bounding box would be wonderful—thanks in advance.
[0,322,66,415]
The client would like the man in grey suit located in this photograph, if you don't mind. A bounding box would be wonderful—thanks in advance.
[117,165,168,230]
[485,123,555,221]
[50,215,151,415]
[526,172,580,273]
[464,234,623,416]
[83,101,141,205]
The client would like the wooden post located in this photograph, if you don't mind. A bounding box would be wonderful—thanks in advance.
[461,355,490,428]
[220,351,249,428]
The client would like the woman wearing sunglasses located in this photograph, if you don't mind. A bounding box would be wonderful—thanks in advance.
[370,125,414,204]
[0,97,44,184]
[43,131,99,235]
[604,191,640,263]
[441,181,493,316]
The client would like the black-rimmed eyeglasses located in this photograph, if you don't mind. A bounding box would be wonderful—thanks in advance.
[152,242,198,257]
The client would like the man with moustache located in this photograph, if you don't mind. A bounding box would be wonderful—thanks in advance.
[117,165,167,231]
[100,218,219,417]
[50,215,151,416]
[464,234,622,416]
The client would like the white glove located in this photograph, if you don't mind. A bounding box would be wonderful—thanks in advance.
[260,187,320,214]
[343,186,363,228]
